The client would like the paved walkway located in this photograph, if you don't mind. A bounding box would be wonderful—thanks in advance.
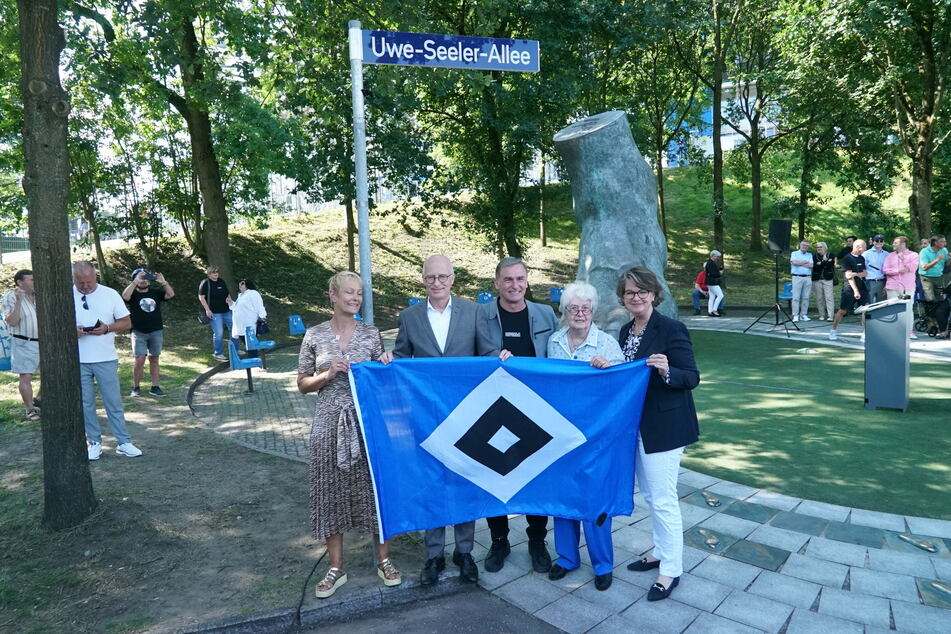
[189,322,951,634]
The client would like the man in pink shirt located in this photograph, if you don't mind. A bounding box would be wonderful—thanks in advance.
[883,236,919,339]
[883,236,919,298]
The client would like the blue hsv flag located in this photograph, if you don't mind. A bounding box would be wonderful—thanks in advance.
[349,356,650,541]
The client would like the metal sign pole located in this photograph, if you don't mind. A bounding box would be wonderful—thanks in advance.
[348,20,374,325]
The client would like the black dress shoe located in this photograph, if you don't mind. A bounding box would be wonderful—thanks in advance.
[419,556,445,586]
[594,572,612,591]
[548,564,570,580]
[528,540,552,573]
[452,551,478,583]
[647,576,680,601]
[626,558,660,572]
[483,538,510,573]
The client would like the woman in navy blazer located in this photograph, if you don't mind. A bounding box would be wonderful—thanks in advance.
[616,267,700,602]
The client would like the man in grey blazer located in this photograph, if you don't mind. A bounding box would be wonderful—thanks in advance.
[476,256,559,573]
[379,254,499,586]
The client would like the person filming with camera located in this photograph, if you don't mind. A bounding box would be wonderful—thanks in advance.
[122,268,175,398]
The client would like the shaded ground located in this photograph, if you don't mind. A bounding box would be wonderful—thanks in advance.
[306,586,560,634]
[0,381,420,633]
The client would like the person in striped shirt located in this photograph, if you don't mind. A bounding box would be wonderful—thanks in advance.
[1,270,41,420]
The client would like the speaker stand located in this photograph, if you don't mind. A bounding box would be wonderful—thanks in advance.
[744,252,801,337]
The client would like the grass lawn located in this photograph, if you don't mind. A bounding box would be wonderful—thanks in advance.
[687,330,951,519]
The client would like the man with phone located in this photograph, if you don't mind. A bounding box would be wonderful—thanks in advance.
[122,268,175,397]
[73,261,142,460]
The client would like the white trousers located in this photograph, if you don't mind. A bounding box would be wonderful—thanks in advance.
[791,276,812,317]
[635,437,685,578]
[707,285,723,313]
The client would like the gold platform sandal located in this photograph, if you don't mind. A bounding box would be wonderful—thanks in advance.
[315,567,347,598]
[377,558,402,587]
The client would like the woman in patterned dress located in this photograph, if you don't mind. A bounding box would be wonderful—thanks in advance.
[297,271,401,598]
[616,267,700,602]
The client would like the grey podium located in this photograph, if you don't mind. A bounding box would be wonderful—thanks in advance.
[855,297,911,411]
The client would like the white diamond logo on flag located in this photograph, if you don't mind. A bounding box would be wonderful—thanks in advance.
[420,366,586,502]
[487,426,520,453]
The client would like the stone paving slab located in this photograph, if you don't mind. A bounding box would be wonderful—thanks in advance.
[817,587,891,628]
[747,570,820,609]
[805,535,868,567]
[190,336,951,633]
[714,589,793,632]
[785,607,863,634]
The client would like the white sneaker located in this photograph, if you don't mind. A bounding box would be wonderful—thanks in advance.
[87,442,102,461]
[909,331,918,340]
[116,442,143,457]
[793,316,799,322]
[828,331,838,341]
[800,315,811,322]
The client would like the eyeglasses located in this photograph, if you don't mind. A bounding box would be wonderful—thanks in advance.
[566,305,591,315]
[81,295,89,310]
[623,289,651,299]
[422,274,452,285]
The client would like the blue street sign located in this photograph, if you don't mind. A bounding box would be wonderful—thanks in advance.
[361,30,539,73]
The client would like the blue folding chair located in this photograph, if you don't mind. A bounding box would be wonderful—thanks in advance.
[354,313,363,322]
[288,314,306,336]
[228,339,263,392]
[408,297,423,306]
[478,291,494,304]
[245,326,277,369]
[549,287,564,303]
[778,281,793,312]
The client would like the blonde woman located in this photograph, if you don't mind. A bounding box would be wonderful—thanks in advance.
[297,271,401,598]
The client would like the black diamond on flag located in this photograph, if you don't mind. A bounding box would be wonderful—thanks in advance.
[454,397,553,476]
[420,367,586,502]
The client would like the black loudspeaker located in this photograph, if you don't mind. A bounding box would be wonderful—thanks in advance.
[767,219,792,252]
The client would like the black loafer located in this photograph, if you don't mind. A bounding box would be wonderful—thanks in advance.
[528,540,552,573]
[626,558,661,572]
[647,576,679,601]
[594,572,612,591]
[483,538,510,573]
[548,564,570,580]
[419,556,445,586]
[452,551,479,583]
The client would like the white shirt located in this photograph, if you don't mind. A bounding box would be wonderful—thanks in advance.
[74,284,129,363]
[1,290,38,339]
[231,289,267,338]
[426,295,453,353]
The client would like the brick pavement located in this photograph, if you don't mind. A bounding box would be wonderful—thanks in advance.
[190,327,951,633]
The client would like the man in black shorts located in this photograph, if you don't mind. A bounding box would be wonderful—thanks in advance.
[829,239,868,341]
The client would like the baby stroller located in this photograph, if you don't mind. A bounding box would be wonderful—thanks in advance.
[914,281,951,337]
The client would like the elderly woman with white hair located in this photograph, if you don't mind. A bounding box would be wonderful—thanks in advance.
[704,250,724,316]
[545,281,624,591]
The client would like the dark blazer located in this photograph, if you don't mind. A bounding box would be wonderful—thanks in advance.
[618,310,700,454]
[392,295,498,358]
[477,299,558,358]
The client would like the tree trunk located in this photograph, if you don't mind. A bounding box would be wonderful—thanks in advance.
[172,16,234,294]
[797,135,814,241]
[909,147,933,244]
[711,57,726,252]
[655,146,668,237]
[344,196,356,271]
[81,202,109,284]
[18,0,97,530]
[748,135,762,251]
[539,158,547,247]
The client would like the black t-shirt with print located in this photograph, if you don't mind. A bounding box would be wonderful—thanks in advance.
[126,287,166,333]
[498,302,535,357]
[199,278,230,314]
